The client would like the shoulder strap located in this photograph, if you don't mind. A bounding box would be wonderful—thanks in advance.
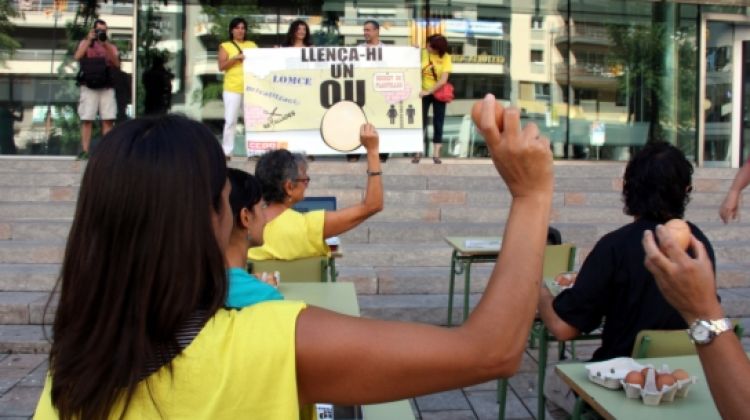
[231,40,243,55]
[427,54,438,80]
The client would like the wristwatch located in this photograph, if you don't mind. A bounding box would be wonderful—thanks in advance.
[688,318,733,345]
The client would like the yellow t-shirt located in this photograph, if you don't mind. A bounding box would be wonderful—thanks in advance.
[33,301,306,419]
[221,40,257,94]
[248,209,330,260]
[421,49,452,91]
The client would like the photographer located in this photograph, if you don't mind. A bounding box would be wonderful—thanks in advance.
[74,19,120,159]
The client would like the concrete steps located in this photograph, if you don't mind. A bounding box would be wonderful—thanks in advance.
[0,157,748,346]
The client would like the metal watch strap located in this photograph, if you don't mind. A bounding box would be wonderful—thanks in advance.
[689,317,733,345]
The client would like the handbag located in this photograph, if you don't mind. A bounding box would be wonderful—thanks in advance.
[428,55,454,103]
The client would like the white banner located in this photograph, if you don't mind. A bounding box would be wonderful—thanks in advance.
[243,46,424,156]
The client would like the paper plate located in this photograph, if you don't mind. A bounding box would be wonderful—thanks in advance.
[320,101,367,152]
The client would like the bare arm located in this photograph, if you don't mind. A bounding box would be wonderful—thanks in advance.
[104,42,120,68]
[538,286,580,341]
[719,160,750,223]
[218,45,244,72]
[644,226,750,419]
[296,95,554,405]
[74,33,94,61]
[420,72,450,97]
[322,124,383,238]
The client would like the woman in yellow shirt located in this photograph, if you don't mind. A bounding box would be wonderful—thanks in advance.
[249,124,383,261]
[414,34,452,164]
[218,17,257,160]
[35,97,556,419]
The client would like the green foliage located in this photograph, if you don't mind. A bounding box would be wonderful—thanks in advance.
[0,0,20,64]
[201,3,260,42]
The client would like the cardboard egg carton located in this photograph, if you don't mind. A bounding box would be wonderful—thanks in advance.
[621,364,697,406]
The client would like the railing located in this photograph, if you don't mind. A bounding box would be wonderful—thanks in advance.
[10,48,132,61]
[555,23,612,44]
[555,63,618,79]
[12,0,133,15]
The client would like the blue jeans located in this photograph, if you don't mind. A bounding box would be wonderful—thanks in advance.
[422,94,446,153]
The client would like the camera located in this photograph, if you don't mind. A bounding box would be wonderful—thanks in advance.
[95,29,107,42]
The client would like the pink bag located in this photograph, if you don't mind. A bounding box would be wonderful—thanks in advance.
[433,82,454,103]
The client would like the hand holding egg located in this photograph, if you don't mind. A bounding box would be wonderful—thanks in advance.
[662,219,691,252]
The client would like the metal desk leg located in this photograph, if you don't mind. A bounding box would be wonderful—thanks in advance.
[537,324,549,420]
[497,378,508,420]
[462,259,472,322]
[447,250,458,326]
[329,258,337,282]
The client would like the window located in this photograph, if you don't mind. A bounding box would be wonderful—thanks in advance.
[535,83,551,100]
[530,49,544,63]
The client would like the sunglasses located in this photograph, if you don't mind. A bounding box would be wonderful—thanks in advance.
[295,177,311,186]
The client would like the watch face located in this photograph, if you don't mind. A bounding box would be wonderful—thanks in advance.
[693,324,710,342]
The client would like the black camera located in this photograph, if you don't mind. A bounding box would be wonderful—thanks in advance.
[95,29,107,42]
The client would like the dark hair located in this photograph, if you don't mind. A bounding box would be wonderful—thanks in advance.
[228,17,247,40]
[427,34,449,57]
[622,142,693,222]
[363,20,380,30]
[283,20,312,47]
[93,19,106,29]
[228,168,263,226]
[48,115,228,419]
[255,149,307,204]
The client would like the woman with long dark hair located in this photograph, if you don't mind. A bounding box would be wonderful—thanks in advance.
[414,34,452,164]
[35,97,556,419]
[283,20,312,47]
[218,17,256,160]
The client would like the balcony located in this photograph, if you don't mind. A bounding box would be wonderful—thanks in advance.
[554,63,618,89]
[554,23,612,47]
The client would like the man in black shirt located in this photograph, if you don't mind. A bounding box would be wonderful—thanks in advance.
[538,142,716,416]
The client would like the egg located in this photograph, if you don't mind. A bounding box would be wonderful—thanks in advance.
[554,272,576,287]
[663,218,691,251]
[656,373,676,390]
[624,371,645,388]
[470,100,504,132]
[641,367,652,378]
[672,368,690,381]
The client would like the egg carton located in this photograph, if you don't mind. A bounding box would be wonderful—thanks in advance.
[620,364,697,406]
[585,357,645,389]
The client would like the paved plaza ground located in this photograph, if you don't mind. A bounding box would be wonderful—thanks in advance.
[2,337,749,419]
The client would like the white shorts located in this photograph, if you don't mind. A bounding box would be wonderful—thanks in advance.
[78,86,117,121]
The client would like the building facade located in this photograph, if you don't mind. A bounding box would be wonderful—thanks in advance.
[1,0,749,166]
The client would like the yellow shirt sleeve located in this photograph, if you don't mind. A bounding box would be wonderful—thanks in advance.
[34,301,307,420]
[248,209,330,260]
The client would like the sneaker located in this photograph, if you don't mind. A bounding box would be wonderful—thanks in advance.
[433,157,442,164]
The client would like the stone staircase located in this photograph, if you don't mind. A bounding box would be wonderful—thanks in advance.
[1,157,749,353]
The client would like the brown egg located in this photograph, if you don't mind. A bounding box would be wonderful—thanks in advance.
[641,367,652,378]
[555,273,576,287]
[672,369,690,381]
[664,219,691,251]
[470,99,504,132]
[624,371,645,388]
[656,373,676,390]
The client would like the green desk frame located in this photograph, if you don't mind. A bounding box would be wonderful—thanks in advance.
[444,236,501,326]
